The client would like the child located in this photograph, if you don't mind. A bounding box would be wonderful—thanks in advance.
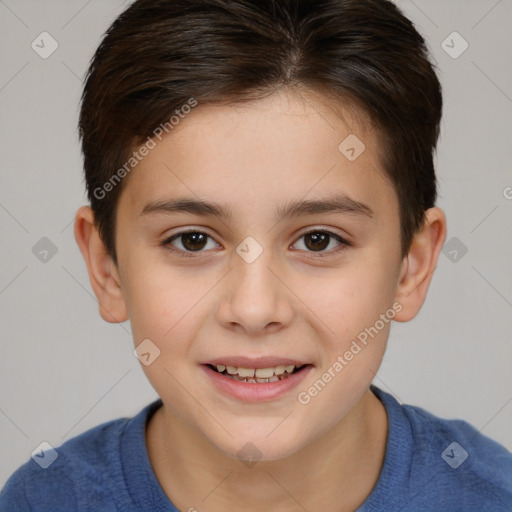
[2,0,511,510]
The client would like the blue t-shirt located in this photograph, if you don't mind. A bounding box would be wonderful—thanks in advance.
[1,385,511,511]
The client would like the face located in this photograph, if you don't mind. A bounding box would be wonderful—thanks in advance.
[114,88,404,460]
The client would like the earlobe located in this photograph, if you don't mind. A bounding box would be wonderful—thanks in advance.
[393,207,447,322]
[73,206,128,324]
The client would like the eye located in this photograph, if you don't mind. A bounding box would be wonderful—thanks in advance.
[292,229,350,256]
[162,230,220,256]
[161,228,350,258]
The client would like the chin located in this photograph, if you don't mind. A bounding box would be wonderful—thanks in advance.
[208,424,309,464]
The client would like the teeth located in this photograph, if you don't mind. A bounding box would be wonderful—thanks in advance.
[213,363,299,381]
[274,365,286,375]
[255,367,275,378]
[237,367,255,378]
[254,376,280,383]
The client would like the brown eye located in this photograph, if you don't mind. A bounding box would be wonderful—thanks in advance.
[303,232,331,251]
[293,230,349,255]
[163,230,220,255]
[179,232,208,251]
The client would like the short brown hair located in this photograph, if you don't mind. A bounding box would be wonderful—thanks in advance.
[79,0,442,265]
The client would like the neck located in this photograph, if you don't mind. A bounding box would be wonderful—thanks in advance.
[146,388,388,512]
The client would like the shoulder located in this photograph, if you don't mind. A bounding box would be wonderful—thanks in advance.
[0,407,147,512]
[366,385,512,511]
[405,401,512,484]
[390,389,512,510]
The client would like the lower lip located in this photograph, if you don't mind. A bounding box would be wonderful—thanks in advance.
[201,364,313,402]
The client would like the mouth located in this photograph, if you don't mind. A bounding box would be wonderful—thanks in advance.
[200,359,313,402]
[205,363,307,383]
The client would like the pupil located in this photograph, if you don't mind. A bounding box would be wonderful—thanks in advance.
[183,232,207,251]
[305,232,329,251]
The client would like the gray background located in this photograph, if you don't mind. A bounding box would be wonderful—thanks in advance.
[1,0,511,487]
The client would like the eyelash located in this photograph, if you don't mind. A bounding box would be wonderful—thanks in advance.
[160,228,351,258]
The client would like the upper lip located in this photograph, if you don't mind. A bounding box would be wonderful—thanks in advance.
[202,356,311,369]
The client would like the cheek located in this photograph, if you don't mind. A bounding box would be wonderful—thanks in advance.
[293,271,394,431]
[303,257,398,341]
[120,252,180,341]
[128,285,193,348]
[297,264,397,408]
[308,255,398,398]
[122,254,215,359]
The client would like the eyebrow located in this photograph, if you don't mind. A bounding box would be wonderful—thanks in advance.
[140,193,374,221]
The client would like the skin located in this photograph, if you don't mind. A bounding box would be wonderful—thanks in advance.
[75,88,446,512]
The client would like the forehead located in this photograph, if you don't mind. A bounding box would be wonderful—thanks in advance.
[121,88,397,224]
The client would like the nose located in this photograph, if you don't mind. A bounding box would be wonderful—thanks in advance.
[216,245,294,336]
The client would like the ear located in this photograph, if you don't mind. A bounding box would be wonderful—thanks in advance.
[393,207,447,322]
[73,206,128,323]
